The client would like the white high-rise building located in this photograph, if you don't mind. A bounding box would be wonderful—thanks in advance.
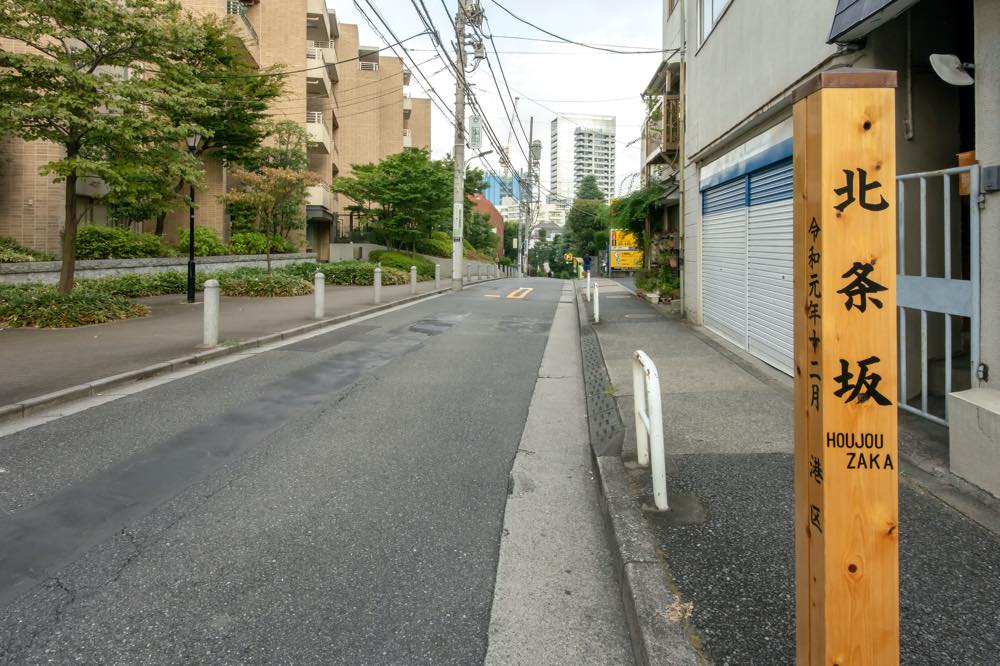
[549,113,616,204]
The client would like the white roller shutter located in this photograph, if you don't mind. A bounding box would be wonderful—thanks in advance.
[701,179,748,349]
[747,161,794,375]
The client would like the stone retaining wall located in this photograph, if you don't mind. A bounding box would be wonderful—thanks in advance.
[0,253,317,285]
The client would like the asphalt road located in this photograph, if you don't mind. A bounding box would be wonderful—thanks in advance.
[0,278,565,665]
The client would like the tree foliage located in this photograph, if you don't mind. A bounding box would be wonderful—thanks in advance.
[611,181,667,249]
[576,174,606,201]
[0,1,285,292]
[333,149,486,252]
[221,167,321,273]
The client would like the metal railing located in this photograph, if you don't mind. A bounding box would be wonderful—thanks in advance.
[896,164,981,425]
[633,350,668,510]
[359,61,379,71]
[226,0,258,43]
[306,111,326,128]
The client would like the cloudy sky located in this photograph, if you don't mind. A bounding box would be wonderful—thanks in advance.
[331,0,664,197]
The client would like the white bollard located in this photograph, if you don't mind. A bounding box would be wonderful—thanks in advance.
[374,267,382,304]
[587,271,591,301]
[632,351,668,510]
[313,272,325,320]
[203,279,220,347]
[410,266,417,294]
[593,282,600,324]
[435,263,441,289]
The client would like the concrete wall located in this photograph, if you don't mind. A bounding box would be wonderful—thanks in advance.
[683,0,838,159]
[975,0,1000,388]
[329,243,387,262]
[0,253,317,285]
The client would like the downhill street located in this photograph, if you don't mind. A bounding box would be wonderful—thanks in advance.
[0,278,630,665]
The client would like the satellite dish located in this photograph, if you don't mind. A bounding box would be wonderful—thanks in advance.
[930,54,975,86]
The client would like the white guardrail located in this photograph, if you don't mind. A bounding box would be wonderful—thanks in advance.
[632,350,668,510]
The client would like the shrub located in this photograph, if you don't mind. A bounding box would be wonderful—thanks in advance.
[0,284,149,328]
[177,227,229,257]
[414,231,453,258]
[227,231,269,255]
[368,250,436,280]
[304,260,406,286]
[77,271,192,298]
[214,268,312,297]
[227,231,298,255]
[0,237,55,262]
[75,225,177,260]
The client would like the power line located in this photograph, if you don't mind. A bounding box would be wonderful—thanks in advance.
[487,0,680,55]
[488,34,664,50]
[191,32,431,79]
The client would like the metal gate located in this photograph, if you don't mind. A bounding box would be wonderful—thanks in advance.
[896,165,981,425]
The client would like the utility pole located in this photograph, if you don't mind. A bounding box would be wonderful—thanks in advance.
[450,0,468,291]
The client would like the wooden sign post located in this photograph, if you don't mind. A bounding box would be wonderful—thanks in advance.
[792,69,900,665]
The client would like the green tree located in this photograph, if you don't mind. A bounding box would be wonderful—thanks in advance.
[140,15,285,235]
[576,174,606,201]
[0,0,200,293]
[567,200,611,257]
[220,167,322,273]
[333,149,452,250]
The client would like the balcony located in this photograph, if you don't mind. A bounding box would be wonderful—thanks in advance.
[306,47,333,98]
[307,184,336,212]
[307,111,333,155]
[306,0,332,42]
[403,127,412,148]
[308,40,339,82]
[226,0,260,66]
[643,94,680,166]
[359,60,379,72]
[403,94,412,118]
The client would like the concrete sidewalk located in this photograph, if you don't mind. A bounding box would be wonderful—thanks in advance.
[486,282,633,665]
[581,277,1000,665]
[0,279,456,407]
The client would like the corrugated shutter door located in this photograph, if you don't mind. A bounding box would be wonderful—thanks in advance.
[747,161,794,374]
[702,178,748,348]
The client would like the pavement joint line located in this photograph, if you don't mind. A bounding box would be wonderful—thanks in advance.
[0,280,503,434]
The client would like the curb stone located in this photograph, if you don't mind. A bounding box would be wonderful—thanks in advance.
[573,280,705,666]
[0,279,501,425]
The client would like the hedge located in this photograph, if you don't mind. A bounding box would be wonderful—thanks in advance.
[368,250,437,280]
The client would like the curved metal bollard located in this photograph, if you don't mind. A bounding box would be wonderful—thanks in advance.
[632,350,668,510]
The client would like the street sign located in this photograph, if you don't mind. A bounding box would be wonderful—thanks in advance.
[469,115,482,150]
[792,69,899,666]
[563,252,574,263]
[609,229,642,270]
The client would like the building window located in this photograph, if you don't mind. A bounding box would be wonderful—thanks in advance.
[700,0,730,42]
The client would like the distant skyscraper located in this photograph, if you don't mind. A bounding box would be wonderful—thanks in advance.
[549,114,616,203]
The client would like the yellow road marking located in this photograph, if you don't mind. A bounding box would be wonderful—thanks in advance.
[506,288,534,300]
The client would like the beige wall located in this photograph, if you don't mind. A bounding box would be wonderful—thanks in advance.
[409,98,432,150]
[334,23,432,217]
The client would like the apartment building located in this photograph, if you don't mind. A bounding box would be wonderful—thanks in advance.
[333,23,432,240]
[651,0,1000,497]
[0,2,432,262]
[549,113,616,204]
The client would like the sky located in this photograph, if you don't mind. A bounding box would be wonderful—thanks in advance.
[331,0,664,198]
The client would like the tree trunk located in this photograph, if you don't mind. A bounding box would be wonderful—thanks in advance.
[58,171,79,294]
[154,212,167,236]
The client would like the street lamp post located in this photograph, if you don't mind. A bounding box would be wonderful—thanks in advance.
[185,134,201,303]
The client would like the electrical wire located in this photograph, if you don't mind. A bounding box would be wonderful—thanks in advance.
[487,0,680,55]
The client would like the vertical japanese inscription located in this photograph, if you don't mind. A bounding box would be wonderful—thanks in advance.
[794,74,900,666]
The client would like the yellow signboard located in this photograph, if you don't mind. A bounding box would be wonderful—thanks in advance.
[610,229,638,249]
[610,250,643,270]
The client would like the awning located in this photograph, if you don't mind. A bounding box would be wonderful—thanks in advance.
[828,0,922,43]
